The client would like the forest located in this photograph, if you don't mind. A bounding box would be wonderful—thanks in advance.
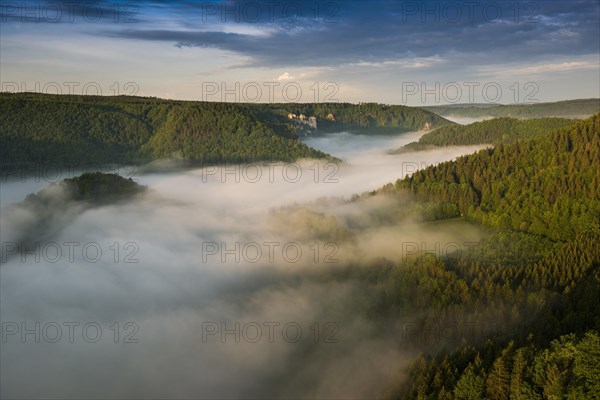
[263,115,599,398]
[1,95,600,400]
[424,99,600,119]
[396,117,574,152]
[386,115,599,241]
[2,0,598,397]
[266,102,452,133]
[0,93,450,166]
[370,114,600,398]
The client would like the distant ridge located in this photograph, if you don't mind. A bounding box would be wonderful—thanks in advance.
[0,92,451,166]
[392,117,574,153]
[425,98,600,119]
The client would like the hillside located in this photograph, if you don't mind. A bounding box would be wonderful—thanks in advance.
[1,173,147,263]
[425,98,600,119]
[374,115,600,398]
[0,93,451,165]
[394,117,573,152]
[267,102,452,134]
[279,115,600,398]
[0,93,329,165]
[385,115,599,241]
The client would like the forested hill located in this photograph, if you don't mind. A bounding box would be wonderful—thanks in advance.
[0,93,450,165]
[386,114,599,241]
[1,173,147,264]
[0,93,328,165]
[379,114,600,399]
[266,102,452,133]
[395,117,574,152]
[425,98,600,119]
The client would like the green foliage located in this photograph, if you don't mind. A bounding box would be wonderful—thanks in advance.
[5,93,598,398]
[373,116,600,399]
[299,121,599,400]
[62,172,146,203]
[392,115,600,241]
[0,93,451,165]
[485,355,510,400]
[425,99,600,119]
[277,102,452,133]
[397,331,600,400]
[398,117,573,151]
[454,362,485,400]
[0,93,330,165]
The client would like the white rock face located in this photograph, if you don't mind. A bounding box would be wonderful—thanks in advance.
[288,113,318,130]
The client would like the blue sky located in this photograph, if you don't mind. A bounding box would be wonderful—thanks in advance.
[1,0,599,105]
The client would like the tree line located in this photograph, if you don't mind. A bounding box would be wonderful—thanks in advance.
[0,93,451,165]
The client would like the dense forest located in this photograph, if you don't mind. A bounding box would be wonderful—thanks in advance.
[0,93,450,166]
[396,117,573,152]
[269,102,452,133]
[425,99,600,119]
[262,115,599,399]
[0,93,328,165]
[62,172,147,203]
[368,114,600,398]
[386,115,599,241]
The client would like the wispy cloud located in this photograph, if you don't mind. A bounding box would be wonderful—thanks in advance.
[350,56,444,70]
[478,59,600,79]
[277,72,295,81]
[1,0,599,102]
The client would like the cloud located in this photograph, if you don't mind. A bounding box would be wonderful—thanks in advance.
[65,0,597,69]
[477,58,600,79]
[277,72,295,80]
[2,1,599,101]
[510,61,599,74]
[350,56,445,70]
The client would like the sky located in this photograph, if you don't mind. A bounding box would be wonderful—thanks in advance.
[1,0,599,105]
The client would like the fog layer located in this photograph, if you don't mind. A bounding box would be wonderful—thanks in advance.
[1,131,487,398]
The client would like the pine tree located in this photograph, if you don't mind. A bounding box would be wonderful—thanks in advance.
[509,349,527,400]
[486,356,510,400]
[454,363,485,400]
